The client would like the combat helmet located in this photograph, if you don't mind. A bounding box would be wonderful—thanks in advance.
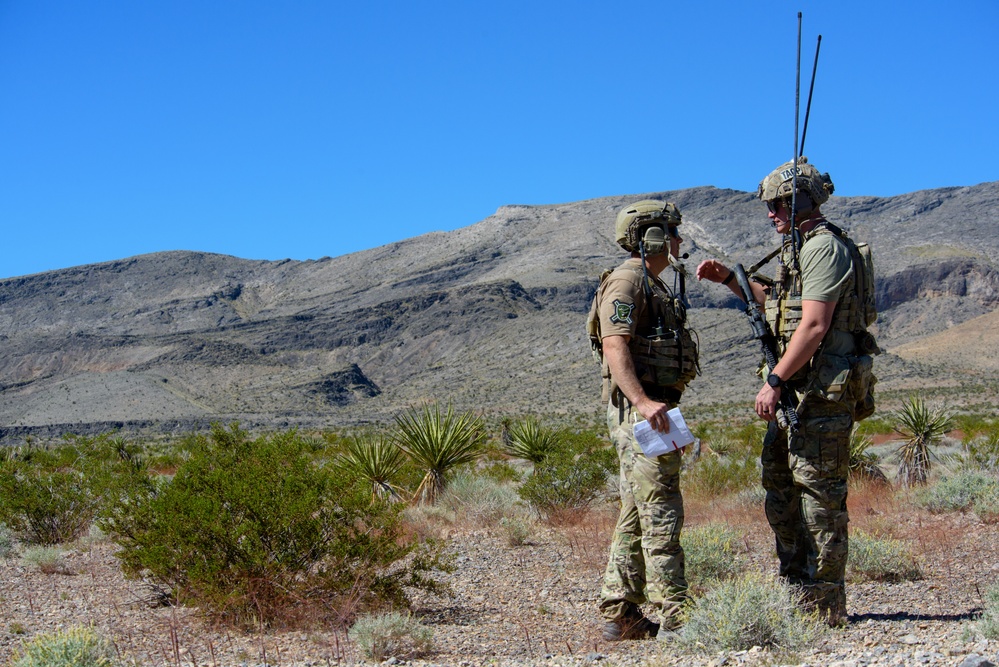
[757,156,834,211]
[615,199,681,254]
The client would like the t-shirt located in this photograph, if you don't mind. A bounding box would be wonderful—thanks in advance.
[800,228,855,356]
[597,258,648,339]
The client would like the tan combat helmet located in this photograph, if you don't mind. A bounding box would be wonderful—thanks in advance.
[614,199,681,254]
[757,156,835,210]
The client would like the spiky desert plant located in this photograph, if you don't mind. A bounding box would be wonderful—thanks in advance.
[337,436,407,503]
[890,395,953,487]
[392,403,486,505]
[504,416,564,464]
[849,430,889,485]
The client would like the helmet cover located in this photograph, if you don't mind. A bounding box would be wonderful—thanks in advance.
[757,156,835,209]
[614,200,682,253]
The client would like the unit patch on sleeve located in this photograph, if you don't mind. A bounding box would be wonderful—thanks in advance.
[610,299,635,325]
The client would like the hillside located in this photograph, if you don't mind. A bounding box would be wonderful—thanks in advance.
[1,182,998,441]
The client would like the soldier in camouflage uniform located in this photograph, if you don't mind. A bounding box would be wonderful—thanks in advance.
[589,200,699,640]
[696,157,876,627]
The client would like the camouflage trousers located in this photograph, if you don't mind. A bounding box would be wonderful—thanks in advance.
[599,400,688,624]
[762,394,852,616]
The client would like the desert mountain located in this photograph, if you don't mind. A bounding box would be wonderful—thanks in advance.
[1,182,998,441]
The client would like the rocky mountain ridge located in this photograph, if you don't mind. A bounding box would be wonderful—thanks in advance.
[2,181,998,441]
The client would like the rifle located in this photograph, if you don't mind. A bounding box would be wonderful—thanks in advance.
[732,264,800,433]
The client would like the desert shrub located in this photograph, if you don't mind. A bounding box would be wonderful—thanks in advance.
[9,625,117,667]
[348,611,433,662]
[685,453,759,497]
[916,471,999,514]
[0,435,141,545]
[890,395,953,487]
[978,584,999,639]
[499,514,533,546]
[21,545,72,575]
[974,493,999,524]
[100,423,448,628]
[392,404,487,505]
[848,531,922,582]
[682,523,746,586]
[0,523,15,558]
[479,460,522,484]
[517,448,609,523]
[441,470,522,526]
[674,573,821,653]
[957,434,999,472]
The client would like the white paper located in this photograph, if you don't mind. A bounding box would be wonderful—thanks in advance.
[633,407,695,457]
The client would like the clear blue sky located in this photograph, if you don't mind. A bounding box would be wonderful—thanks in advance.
[2,2,997,279]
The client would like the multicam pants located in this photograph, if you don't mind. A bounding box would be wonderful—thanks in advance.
[762,394,852,614]
[599,400,688,624]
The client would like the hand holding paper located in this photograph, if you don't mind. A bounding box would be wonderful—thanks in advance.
[633,407,695,457]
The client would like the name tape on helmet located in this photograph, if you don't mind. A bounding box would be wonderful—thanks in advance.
[779,166,803,181]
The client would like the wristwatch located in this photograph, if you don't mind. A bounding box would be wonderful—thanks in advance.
[766,372,783,389]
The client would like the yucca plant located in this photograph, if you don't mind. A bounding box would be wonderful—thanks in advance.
[337,436,407,503]
[392,403,486,505]
[849,430,889,485]
[503,416,564,464]
[890,395,953,487]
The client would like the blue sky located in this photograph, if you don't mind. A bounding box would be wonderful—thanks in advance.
[2,2,997,279]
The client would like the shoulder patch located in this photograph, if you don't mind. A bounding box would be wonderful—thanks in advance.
[610,299,635,325]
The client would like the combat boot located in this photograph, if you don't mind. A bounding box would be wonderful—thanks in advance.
[601,608,659,641]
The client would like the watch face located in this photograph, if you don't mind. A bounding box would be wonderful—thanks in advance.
[767,374,781,388]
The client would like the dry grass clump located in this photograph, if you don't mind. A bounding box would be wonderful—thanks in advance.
[848,531,923,582]
[670,572,823,655]
[348,611,434,662]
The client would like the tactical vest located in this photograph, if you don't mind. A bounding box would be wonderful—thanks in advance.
[587,262,699,404]
[763,221,878,419]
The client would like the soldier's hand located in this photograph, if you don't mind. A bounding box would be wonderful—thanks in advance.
[696,259,730,284]
[636,398,671,433]
[755,384,781,422]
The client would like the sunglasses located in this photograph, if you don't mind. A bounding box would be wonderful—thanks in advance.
[766,198,790,214]
[667,225,680,239]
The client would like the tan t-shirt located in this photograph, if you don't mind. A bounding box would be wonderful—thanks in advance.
[800,228,854,356]
[597,258,649,339]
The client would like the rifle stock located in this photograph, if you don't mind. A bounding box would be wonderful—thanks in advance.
[733,264,800,433]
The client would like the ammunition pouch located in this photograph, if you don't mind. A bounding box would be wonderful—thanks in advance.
[803,352,877,421]
[630,328,699,388]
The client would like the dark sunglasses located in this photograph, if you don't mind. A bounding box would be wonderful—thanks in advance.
[766,198,790,214]
[667,224,680,239]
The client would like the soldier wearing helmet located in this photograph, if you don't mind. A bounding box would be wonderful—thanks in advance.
[696,157,873,627]
[588,199,699,640]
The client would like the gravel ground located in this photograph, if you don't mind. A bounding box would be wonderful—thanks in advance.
[1,492,997,667]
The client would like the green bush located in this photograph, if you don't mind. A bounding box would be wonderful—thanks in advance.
[100,423,447,628]
[9,625,117,667]
[682,523,746,586]
[0,523,15,558]
[348,611,434,661]
[517,448,610,522]
[848,531,922,582]
[916,471,999,514]
[674,573,821,654]
[0,435,140,545]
